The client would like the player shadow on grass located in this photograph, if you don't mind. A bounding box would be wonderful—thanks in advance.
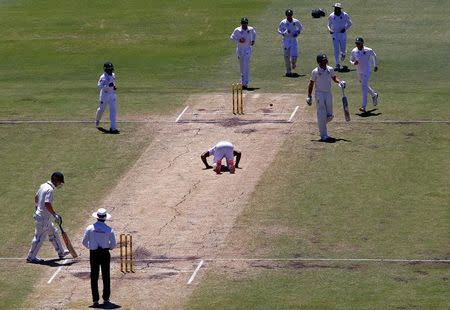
[311,137,351,143]
[89,301,121,309]
[97,127,120,134]
[335,66,356,73]
[243,87,260,91]
[284,73,306,78]
[356,108,382,118]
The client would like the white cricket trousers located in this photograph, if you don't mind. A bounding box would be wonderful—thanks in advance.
[96,92,117,130]
[358,71,376,109]
[28,217,65,259]
[236,47,252,86]
[331,32,347,66]
[315,91,333,140]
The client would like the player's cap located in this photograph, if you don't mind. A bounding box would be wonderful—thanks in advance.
[92,208,112,220]
[333,3,342,8]
[355,37,364,44]
[316,53,328,63]
[51,172,65,183]
[240,17,248,24]
[285,9,294,16]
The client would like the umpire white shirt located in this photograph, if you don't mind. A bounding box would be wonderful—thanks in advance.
[82,221,117,250]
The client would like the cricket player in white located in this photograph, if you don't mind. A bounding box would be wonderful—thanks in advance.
[230,17,256,88]
[26,172,69,263]
[201,141,242,174]
[307,54,346,142]
[350,37,379,113]
[95,62,119,134]
[327,3,352,71]
[278,9,304,77]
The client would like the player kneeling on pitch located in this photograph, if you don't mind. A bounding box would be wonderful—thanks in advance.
[306,53,346,142]
[201,141,241,174]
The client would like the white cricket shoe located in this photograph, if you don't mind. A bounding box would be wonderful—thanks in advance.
[59,250,70,259]
[26,257,44,263]
[372,93,379,106]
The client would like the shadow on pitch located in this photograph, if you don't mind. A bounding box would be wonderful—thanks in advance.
[89,301,121,309]
[203,165,242,173]
[29,258,76,267]
[243,87,260,91]
[311,137,351,143]
[356,108,382,118]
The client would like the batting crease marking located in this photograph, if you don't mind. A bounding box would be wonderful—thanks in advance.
[187,259,204,284]
[288,106,300,122]
[47,259,69,284]
[175,106,189,123]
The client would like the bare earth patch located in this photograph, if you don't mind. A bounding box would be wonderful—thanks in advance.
[27,92,311,309]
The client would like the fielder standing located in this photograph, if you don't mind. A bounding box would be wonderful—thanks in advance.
[201,141,242,174]
[95,62,119,134]
[350,37,379,113]
[230,17,256,89]
[307,54,346,142]
[278,9,304,77]
[327,3,352,71]
[82,208,117,308]
[26,172,69,263]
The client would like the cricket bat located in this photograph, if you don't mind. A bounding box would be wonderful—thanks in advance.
[59,223,78,258]
[341,87,351,122]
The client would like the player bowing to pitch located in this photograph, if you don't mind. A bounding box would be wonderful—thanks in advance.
[201,141,242,174]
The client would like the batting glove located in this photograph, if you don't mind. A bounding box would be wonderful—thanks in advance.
[54,213,62,225]
[306,96,312,106]
[339,81,346,89]
[108,82,114,87]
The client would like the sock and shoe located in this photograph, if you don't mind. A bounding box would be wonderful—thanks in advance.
[26,257,44,263]
[59,250,70,259]
[372,92,379,106]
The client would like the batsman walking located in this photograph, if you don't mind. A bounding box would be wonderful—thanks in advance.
[306,54,346,142]
[82,208,117,308]
[26,172,69,263]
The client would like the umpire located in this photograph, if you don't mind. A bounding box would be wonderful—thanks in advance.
[82,208,116,308]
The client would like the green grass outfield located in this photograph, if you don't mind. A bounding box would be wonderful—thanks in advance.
[0,0,449,308]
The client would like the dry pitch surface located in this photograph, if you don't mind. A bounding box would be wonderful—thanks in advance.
[26,92,310,309]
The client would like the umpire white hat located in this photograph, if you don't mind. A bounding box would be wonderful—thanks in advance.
[92,208,112,220]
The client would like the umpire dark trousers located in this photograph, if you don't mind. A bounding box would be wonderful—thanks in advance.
[89,248,111,302]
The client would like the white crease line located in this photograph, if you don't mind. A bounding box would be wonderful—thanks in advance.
[47,259,69,284]
[288,106,300,122]
[175,106,189,123]
[187,260,204,285]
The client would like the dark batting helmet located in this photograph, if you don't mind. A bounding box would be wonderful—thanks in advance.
[285,9,293,16]
[316,53,328,63]
[355,37,364,44]
[103,62,114,73]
